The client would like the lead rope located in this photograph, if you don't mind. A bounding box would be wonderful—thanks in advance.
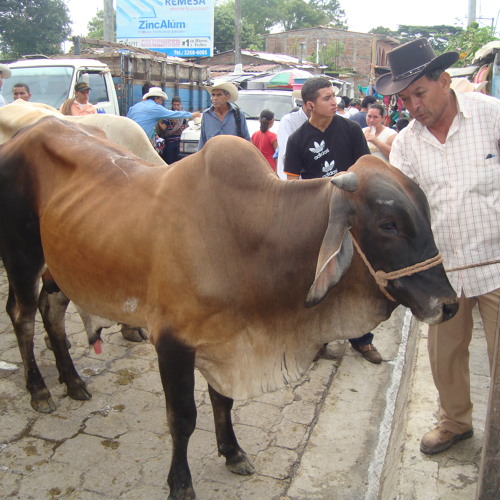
[445,260,500,273]
[351,236,500,302]
[350,236,443,302]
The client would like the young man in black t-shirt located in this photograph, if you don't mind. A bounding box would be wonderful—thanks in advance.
[284,78,370,179]
[284,77,381,364]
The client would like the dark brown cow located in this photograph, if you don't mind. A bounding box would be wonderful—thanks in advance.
[0,117,458,499]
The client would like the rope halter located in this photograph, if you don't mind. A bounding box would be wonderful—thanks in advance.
[351,236,443,302]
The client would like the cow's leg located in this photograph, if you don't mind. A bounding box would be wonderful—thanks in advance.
[6,279,56,413]
[38,286,91,401]
[208,384,255,475]
[155,334,197,500]
[40,270,70,350]
[120,323,148,342]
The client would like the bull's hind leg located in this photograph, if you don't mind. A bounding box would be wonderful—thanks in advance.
[155,333,196,500]
[6,279,56,413]
[38,286,91,401]
[208,385,255,475]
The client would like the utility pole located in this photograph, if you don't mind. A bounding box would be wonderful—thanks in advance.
[299,42,305,64]
[468,0,476,26]
[234,0,243,74]
[103,0,114,42]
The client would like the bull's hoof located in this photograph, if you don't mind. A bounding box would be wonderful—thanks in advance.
[31,394,57,413]
[225,451,255,475]
[120,326,148,342]
[168,487,196,500]
[66,380,92,401]
[44,335,71,350]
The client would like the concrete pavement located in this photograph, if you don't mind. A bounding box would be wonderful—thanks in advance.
[0,261,488,499]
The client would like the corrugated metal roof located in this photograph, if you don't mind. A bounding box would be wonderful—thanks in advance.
[240,50,318,68]
[209,63,282,75]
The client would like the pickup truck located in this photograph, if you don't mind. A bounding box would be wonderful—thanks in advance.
[179,89,300,157]
[6,53,210,115]
[7,58,119,113]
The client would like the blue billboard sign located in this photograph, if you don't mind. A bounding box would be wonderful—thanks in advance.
[116,0,214,57]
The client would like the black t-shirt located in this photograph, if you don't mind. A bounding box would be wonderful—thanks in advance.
[284,115,370,179]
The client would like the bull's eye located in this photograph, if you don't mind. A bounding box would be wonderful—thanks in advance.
[380,221,397,232]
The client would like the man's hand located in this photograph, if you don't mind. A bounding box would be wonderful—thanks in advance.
[191,111,202,119]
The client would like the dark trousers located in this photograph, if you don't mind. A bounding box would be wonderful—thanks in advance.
[348,332,374,347]
[162,139,181,164]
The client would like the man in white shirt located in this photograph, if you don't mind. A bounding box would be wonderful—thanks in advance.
[378,38,500,455]
[0,63,12,107]
[276,91,309,180]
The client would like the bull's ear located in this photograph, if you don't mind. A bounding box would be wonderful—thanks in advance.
[305,177,356,307]
[306,228,353,307]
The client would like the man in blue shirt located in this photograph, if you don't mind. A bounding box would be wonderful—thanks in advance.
[349,95,377,128]
[127,87,200,140]
[198,81,250,150]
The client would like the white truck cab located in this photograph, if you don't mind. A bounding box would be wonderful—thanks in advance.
[7,58,119,114]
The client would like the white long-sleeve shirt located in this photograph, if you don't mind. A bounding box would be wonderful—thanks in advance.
[277,107,308,179]
[390,91,500,297]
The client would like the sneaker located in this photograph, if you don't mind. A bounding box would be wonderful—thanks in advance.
[420,426,473,455]
[351,343,382,364]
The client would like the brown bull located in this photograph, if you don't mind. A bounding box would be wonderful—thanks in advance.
[0,117,457,499]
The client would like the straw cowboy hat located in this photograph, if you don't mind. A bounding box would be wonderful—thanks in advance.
[143,87,168,100]
[450,77,488,93]
[204,80,239,102]
[376,38,459,96]
[0,63,11,79]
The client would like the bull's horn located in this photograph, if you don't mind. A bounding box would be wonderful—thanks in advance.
[331,172,357,192]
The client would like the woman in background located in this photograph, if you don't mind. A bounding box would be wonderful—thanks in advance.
[251,109,278,172]
[362,103,397,161]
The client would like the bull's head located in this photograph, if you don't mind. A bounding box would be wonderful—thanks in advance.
[306,161,458,325]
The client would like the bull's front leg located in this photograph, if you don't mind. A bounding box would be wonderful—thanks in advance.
[208,384,255,475]
[155,333,197,500]
[38,286,91,401]
[6,283,56,413]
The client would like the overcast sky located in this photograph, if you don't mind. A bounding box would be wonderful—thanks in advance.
[65,0,500,39]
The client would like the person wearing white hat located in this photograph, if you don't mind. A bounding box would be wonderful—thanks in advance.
[0,63,12,107]
[379,38,500,455]
[449,77,488,94]
[197,80,250,151]
[127,86,201,142]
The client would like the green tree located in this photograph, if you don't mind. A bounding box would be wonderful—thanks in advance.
[241,0,282,34]
[446,22,498,66]
[308,40,347,71]
[396,25,464,53]
[0,0,71,59]
[370,25,464,53]
[214,2,262,53]
[87,9,117,39]
[369,26,398,37]
[276,0,326,31]
[309,0,347,29]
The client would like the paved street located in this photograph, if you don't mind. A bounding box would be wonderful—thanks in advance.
[0,260,488,499]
